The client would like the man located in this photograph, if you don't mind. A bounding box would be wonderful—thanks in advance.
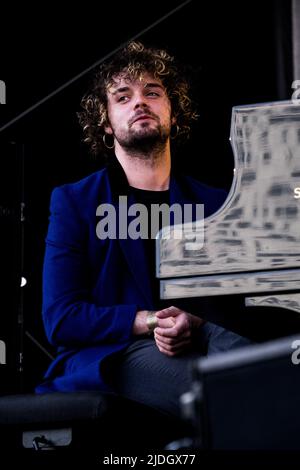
[36,42,251,418]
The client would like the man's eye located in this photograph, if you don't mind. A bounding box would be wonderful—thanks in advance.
[147,92,159,97]
[117,96,130,103]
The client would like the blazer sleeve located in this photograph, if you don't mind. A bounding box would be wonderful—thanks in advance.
[42,186,138,348]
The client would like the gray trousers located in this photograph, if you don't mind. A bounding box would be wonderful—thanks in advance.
[103,322,252,418]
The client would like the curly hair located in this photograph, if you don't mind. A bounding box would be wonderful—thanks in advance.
[78,41,198,156]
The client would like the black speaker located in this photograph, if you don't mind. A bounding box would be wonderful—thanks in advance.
[192,335,300,450]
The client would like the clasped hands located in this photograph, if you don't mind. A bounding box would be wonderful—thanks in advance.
[152,306,205,357]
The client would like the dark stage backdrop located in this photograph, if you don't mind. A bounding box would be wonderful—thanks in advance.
[0,0,293,392]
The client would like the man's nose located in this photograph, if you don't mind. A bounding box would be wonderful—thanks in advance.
[133,93,148,110]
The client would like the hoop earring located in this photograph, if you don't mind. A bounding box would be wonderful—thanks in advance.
[170,124,179,140]
[103,133,115,149]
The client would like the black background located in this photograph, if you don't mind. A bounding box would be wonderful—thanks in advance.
[0,0,294,392]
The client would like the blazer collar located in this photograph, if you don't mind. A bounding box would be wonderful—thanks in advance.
[106,154,131,201]
[106,153,194,202]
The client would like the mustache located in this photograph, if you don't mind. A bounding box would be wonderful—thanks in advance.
[129,110,158,126]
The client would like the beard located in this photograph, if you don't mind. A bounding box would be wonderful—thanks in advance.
[114,121,170,160]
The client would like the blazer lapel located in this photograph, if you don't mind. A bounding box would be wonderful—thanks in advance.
[169,173,197,214]
[169,172,204,224]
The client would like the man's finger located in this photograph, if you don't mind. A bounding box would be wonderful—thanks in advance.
[156,306,182,319]
[155,337,190,355]
[154,326,179,337]
[155,336,191,349]
[155,330,191,345]
[156,317,176,329]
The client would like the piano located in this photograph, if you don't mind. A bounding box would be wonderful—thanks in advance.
[156,100,300,341]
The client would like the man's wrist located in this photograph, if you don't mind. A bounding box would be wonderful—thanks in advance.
[133,310,158,336]
[146,310,158,333]
[189,313,205,329]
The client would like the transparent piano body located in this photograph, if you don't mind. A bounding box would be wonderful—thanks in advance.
[156,101,300,315]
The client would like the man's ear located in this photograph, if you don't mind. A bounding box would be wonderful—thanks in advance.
[171,116,177,125]
[104,124,113,135]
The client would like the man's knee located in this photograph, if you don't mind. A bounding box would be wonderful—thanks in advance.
[206,323,253,355]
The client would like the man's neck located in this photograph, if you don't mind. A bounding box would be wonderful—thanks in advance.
[114,142,171,191]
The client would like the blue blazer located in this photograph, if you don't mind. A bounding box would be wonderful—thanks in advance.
[36,157,226,393]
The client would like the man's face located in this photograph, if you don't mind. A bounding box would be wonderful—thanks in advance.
[105,73,174,151]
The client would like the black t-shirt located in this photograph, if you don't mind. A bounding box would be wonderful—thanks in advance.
[130,186,170,310]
